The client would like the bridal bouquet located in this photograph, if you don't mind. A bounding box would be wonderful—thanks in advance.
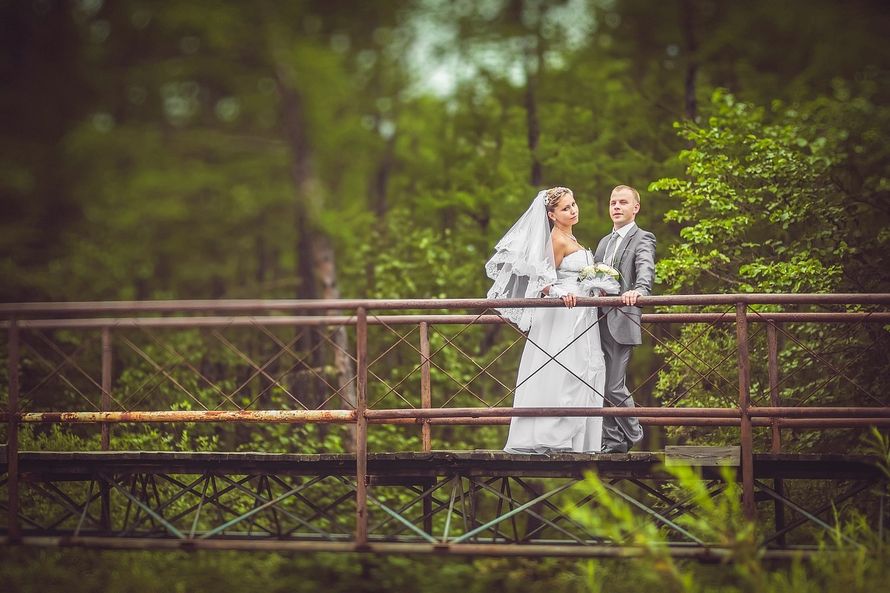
[577,263,620,296]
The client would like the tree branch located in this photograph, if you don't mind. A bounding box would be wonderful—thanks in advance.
[702,267,743,285]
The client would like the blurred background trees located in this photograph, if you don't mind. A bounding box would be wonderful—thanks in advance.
[5,0,886,305]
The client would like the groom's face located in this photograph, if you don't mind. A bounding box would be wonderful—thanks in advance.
[609,189,640,229]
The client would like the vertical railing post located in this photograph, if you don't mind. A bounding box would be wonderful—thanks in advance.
[101,327,112,450]
[735,303,756,520]
[767,323,781,453]
[419,321,433,535]
[7,319,21,541]
[419,321,432,452]
[100,326,112,531]
[355,307,369,547]
[767,321,785,542]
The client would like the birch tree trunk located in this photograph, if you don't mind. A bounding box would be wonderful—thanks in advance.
[275,64,357,450]
[312,234,358,451]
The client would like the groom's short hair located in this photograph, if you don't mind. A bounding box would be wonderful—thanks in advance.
[611,185,640,204]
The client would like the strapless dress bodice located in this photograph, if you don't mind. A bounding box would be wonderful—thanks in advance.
[557,249,593,278]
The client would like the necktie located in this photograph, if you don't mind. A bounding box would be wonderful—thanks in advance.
[604,232,620,266]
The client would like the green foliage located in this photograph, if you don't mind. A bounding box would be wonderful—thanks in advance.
[569,456,890,592]
[569,465,757,592]
[649,87,890,450]
[654,90,847,293]
[864,427,890,483]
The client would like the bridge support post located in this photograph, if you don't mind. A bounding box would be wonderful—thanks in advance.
[419,321,433,533]
[6,319,20,541]
[101,327,112,450]
[355,307,369,547]
[736,303,756,520]
[100,327,112,531]
[767,322,785,542]
[419,322,432,452]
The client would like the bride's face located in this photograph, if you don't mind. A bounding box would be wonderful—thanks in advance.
[549,193,579,228]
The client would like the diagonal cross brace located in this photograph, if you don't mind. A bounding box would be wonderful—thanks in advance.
[450,480,577,544]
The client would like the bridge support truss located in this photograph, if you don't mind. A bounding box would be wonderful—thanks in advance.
[2,450,885,558]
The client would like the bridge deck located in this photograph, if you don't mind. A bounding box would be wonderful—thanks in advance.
[2,449,885,557]
[6,450,883,481]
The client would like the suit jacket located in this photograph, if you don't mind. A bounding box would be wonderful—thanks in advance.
[594,225,656,345]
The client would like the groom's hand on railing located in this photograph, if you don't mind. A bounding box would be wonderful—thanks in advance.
[621,290,642,306]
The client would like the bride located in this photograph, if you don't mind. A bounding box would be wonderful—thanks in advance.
[486,187,612,454]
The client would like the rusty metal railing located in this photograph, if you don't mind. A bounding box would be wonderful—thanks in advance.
[2,294,889,544]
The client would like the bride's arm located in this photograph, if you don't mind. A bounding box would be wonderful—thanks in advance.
[551,233,568,269]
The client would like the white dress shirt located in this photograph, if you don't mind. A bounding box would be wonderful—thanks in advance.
[605,221,637,265]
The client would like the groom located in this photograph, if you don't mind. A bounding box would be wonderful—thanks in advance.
[594,185,656,454]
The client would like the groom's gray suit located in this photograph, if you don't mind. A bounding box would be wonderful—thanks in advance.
[594,223,656,448]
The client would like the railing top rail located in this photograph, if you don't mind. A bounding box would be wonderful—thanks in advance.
[1,311,888,330]
[1,293,889,317]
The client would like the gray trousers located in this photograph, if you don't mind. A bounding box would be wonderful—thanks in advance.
[599,323,644,446]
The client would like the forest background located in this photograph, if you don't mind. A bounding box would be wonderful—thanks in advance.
[2,0,889,591]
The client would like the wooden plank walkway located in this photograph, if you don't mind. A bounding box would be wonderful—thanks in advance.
[5,450,884,481]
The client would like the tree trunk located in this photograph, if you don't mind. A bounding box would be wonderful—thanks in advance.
[681,0,698,121]
[275,70,323,408]
[313,233,358,451]
[365,133,395,294]
[524,70,542,187]
[255,218,267,291]
[276,66,357,449]
[523,17,545,186]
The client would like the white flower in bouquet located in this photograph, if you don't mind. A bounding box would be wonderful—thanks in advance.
[577,263,620,296]
[578,263,620,282]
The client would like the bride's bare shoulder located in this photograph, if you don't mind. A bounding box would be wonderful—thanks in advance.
[551,234,574,267]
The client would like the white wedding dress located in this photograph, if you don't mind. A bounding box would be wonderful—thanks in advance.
[504,249,606,454]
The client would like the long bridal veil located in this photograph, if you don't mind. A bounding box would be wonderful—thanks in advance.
[484,191,557,331]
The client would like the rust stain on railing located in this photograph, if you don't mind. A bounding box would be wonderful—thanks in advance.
[11,410,356,423]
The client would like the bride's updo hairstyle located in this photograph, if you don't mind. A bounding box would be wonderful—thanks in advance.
[544,186,572,211]
[544,186,572,228]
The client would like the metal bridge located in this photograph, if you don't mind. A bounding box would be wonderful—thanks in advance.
[1,294,888,559]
